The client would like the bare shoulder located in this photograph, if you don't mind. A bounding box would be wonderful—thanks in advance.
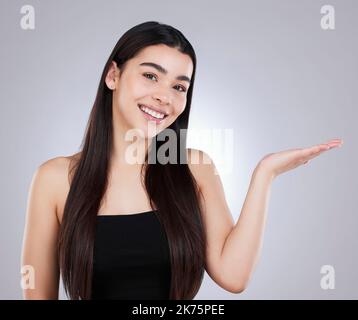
[38,156,70,174]
[37,153,77,185]
[186,148,218,189]
[35,152,81,223]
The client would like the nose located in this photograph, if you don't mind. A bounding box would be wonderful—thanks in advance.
[153,88,171,105]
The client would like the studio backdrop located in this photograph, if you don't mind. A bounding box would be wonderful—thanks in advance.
[0,0,357,299]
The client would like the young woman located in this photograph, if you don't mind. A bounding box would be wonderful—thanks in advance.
[21,21,343,300]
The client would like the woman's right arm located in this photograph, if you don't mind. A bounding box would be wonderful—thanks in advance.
[21,159,64,299]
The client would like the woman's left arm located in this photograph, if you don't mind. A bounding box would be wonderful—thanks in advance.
[187,139,343,293]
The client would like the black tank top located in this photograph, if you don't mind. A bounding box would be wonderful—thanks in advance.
[91,210,171,300]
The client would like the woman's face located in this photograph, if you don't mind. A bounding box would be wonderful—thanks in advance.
[107,44,193,139]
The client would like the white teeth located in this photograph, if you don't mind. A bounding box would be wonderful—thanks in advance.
[139,105,165,119]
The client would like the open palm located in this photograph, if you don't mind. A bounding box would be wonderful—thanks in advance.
[260,139,343,179]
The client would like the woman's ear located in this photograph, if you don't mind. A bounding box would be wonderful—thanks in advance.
[105,61,120,90]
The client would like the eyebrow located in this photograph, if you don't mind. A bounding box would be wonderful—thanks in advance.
[139,62,191,84]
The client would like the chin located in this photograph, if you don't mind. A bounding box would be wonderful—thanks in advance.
[127,123,158,140]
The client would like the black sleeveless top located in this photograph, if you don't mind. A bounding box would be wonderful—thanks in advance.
[91,210,171,300]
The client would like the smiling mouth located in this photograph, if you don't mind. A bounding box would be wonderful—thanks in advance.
[138,104,169,122]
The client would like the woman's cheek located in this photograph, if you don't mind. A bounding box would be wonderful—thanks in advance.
[133,82,150,96]
[176,98,187,114]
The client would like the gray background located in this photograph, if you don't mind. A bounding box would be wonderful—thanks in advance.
[0,0,357,299]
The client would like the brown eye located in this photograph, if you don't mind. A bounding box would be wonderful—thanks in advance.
[143,73,157,81]
[175,85,187,93]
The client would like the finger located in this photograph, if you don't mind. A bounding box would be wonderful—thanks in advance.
[328,141,343,148]
[325,139,344,146]
[304,142,338,163]
[313,141,340,152]
[326,138,343,142]
[303,140,343,164]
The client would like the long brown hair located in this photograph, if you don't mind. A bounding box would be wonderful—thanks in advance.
[57,21,206,300]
